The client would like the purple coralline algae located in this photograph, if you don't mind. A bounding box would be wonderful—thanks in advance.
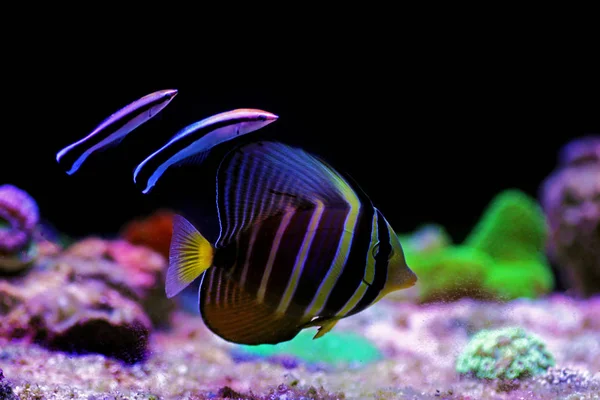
[0,367,17,400]
[540,135,600,297]
[0,294,598,399]
[58,237,175,328]
[0,264,152,363]
[0,237,177,364]
[0,184,40,272]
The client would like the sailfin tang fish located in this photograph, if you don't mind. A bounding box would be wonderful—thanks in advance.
[167,141,417,345]
[133,108,278,194]
[56,89,178,175]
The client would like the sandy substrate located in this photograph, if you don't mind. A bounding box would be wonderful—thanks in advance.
[1,294,599,399]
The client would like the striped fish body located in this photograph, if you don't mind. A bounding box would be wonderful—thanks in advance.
[166,141,417,345]
[56,89,178,175]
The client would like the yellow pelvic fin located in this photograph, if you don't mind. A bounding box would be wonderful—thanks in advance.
[165,214,214,298]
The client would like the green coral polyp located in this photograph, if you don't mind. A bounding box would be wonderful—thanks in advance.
[456,327,555,380]
[401,189,555,302]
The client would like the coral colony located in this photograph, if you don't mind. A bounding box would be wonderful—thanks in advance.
[1,128,600,398]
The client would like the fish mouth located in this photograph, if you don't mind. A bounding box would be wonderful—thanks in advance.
[401,267,418,288]
[263,112,279,121]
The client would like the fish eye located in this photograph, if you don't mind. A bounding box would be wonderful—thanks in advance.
[372,242,380,258]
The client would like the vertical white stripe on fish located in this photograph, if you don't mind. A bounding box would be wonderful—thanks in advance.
[215,269,222,308]
[237,159,299,288]
[275,199,326,315]
[240,222,261,289]
[236,157,267,287]
[218,162,235,243]
[206,268,216,305]
[215,142,346,248]
[256,208,296,303]
[223,277,231,308]
[239,156,258,241]
[230,155,247,241]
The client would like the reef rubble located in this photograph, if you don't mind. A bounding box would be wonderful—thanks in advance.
[0,294,598,399]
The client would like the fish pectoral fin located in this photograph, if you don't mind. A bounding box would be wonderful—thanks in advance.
[303,316,341,340]
[200,267,305,345]
[172,151,211,168]
[165,214,214,299]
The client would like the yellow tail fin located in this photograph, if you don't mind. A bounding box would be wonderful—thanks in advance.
[165,214,214,298]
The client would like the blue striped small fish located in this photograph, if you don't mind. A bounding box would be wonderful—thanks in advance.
[166,141,417,345]
[56,89,178,175]
[134,108,278,194]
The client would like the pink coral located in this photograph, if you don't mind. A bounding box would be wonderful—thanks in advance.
[0,184,39,254]
[60,237,175,327]
[120,209,175,259]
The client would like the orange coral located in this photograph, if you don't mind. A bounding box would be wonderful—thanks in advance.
[120,210,174,259]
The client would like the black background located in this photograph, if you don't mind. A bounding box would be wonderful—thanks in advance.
[2,22,598,248]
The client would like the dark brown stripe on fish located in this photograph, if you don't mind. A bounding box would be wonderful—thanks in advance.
[291,208,349,309]
[264,208,316,302]
[235,217,280,295]
[321,203,375,316]
[348,209,391,316]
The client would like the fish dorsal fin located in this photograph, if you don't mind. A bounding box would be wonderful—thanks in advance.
[215,141,357,247]
[199,266,307,345]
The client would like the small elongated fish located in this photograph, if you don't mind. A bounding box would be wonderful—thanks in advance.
[133,108,278,194]
[166,141,417,345]
[56,89,178,175]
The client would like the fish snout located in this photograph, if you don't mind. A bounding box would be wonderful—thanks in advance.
[260,111,279,121]
[401,266,418,289]
[166,89,179,99]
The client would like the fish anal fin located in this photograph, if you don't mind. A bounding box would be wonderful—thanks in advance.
[166,214,214,298]
[200,267,306,345]
[302,316,341,340]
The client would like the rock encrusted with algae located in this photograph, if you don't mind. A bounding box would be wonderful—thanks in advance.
[58,237,175,328]
[0,238,178,363]
[0,184,40,273]
[0,264,151,363]
[456,326,555,380]
[0,368,17,400]
[541,135,600,298]
[538,367,599,392]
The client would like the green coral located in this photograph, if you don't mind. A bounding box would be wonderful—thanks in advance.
[400,189,555,302]
[456,326,555,380]
[236,329,382,367]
